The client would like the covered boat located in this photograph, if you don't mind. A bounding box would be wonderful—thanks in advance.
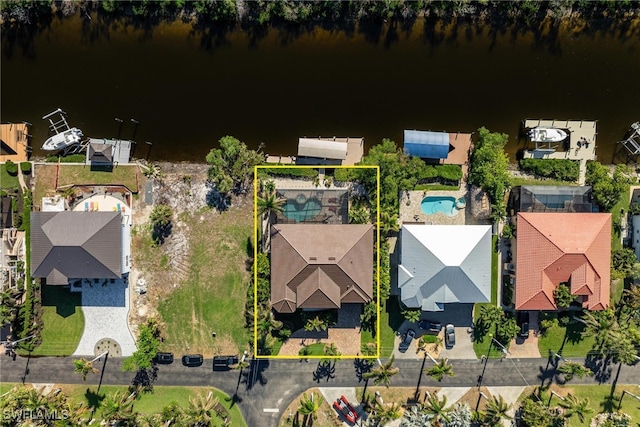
[528,127,568,143]
[42,127,83,151]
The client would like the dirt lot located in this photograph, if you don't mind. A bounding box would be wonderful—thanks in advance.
[129,163,253,356]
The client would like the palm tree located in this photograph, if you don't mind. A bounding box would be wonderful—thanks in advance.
[73,358,98,381]
[371,401,402,425]
[557,361,593,382]
[623,285,640,320]
[582,308,622,358]
[482,395,512,426]
[363,355,400,388]
[149,204,173,227]
[101,390,137,425]
[257,192,285,219]
[559,393,593,424]
[324,342,340,356]
[380,210,399,236]
[186,390,219,426]
[423,392,451,426]
[304,315,327,332]
[424,358,455,382]
[479,305,503,327]
[297,392,324,420]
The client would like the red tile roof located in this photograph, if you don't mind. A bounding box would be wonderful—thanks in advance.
[515,212,611,311]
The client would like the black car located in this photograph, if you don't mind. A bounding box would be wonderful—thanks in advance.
[182,354,204,367]
[399,329,415,353]
[213,355,239,371]
[154,352,174,364]
[517,311,530,338]
[418,320,442,333]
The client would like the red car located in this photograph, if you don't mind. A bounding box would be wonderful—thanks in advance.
[333,395,358,423]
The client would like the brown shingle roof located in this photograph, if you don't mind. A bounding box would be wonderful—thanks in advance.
[31,211,122,284]
[270,224,374,313]
[515,212,611,310]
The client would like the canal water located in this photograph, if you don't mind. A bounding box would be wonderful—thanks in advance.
[1,13,639,162]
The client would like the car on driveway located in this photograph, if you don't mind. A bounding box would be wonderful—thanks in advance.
[182,354,203,367]
[444,324,455,348]
[517,311,530,338]
[418,320,442,333]
[154,352,174,364]
[333,395,358,423]
[399,329,415,353]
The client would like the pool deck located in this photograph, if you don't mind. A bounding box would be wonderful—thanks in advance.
[400,189,468,225]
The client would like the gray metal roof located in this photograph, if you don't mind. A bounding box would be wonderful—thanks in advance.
[297,138,348,160]
[403,130,450,159]
[88,143,114,163]
[31,212,122,284]
[398,225,492,311]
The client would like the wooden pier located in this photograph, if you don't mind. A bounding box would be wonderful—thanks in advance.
[0,123,31,163]
[522,119,598,185]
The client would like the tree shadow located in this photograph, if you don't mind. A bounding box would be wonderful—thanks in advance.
[244,358,269,391]
[312,360,336,383]
[84,387,105,411]
[354,358,374,382]
[41,285,81,318]
[131,366,158,392]
[585,354,612,384]
[205,182,231,211]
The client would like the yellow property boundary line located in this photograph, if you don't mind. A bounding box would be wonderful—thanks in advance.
[253,165,381,359]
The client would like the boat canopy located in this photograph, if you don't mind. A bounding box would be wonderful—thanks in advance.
[403,130,450,159]
[297,138,348,160]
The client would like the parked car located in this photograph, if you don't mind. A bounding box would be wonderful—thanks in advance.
[213,355,239,371]
[517,311,530,338]
[181,354,203,367]
[333,395,358,423]
[399,329,416,353]
[418,320,442,333]
[444,324,455,348]
[154,352,174,364]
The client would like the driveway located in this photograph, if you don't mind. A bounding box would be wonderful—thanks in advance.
[440,326,476,360]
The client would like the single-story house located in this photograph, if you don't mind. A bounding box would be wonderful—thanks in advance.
[398,224,492,311]
[270,224,374,313]
[30,211,125,285]
[515,212,611,311]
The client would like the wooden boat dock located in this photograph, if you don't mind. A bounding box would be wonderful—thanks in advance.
[522,119,598,185]
[0,123,31,163]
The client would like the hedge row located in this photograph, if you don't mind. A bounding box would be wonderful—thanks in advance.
[259,167,318,178]
[45,154,87,163]
[5,160,18,175]
[519,158,579,182]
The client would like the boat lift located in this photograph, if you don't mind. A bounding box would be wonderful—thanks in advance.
[616,122,640,163]
[41,108,89,155]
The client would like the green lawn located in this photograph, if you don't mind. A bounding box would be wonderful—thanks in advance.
[157,211,252,356]
[31,285,84,356]
[299,343,325,356]
[558,384,640,427]
[2,383,245,426]
[491,235,498,305]
[0,164,20,190]
[472,303,497,358]
[57,164,139,193]
[537,320,596,358]
[380,298,403,357]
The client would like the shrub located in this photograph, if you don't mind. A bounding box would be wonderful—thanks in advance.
[259,167,318,178]
[5,160,18,175]
[20,162,32,174]
[519,158,579,181]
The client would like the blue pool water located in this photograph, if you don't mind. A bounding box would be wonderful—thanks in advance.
[420,196,459,216]
[282,198,322,222]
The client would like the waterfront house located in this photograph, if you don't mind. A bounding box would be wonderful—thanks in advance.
[514,212,611,311]
[397,224,492,311]
[270,223,373,313]
[30,211,126,285]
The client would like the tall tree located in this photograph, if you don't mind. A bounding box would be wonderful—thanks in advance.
[424,358,455,382]
[73,358,98,381]
[297,392,324,420]
[206,135,263,194]
[482,395,512,426]
[422,392,451,426]
[363,355,399,388]
[559,394,593,424]
[101,390,137,426]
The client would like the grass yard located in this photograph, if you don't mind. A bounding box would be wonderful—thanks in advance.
[610,278,625,307]
[2,383,245,426]
[562,384,640,427]
[611,184,631,252]
[472,303,498,358]
[33,164,58,206]
[0,163,20,190]
[57,164,139,193]
[300,343,326,356]
[537,321,595,358]
[380,298,403,358]
[157,208,252,357]
[31,285,84,356]
[491,235,498,304]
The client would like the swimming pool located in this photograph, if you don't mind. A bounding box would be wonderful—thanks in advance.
[420,196,460,216]
[282,198,322,222]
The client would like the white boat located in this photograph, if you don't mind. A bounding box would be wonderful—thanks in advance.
[528,127,568,143]
[42,127,84,151]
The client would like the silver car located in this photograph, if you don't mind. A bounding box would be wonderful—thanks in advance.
[445,324,455,348]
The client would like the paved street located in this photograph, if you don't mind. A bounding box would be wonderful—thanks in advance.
[1,356,639,427]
